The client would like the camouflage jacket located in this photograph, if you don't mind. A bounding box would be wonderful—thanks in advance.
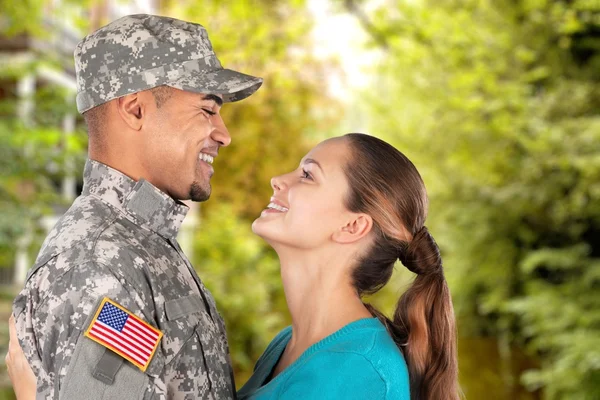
[13,159,236,400]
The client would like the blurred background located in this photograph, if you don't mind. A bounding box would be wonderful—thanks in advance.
[1,0,599,399]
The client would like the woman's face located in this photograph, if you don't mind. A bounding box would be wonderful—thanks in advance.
[252,137,354,251]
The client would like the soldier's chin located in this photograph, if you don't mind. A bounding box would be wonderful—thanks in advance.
[190,182,211,202]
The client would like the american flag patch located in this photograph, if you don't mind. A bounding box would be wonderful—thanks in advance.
[84,298,162,372]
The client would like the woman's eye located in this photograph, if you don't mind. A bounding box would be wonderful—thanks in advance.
[202,108,216,116]
[301,169,312,180]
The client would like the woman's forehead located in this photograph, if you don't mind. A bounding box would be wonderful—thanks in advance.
[305,137,349,162]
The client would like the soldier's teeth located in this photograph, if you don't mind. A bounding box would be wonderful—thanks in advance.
[267,202,288,212]
[199,153,214,164]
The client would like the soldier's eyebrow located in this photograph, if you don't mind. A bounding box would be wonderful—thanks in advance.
[202,94,223,107]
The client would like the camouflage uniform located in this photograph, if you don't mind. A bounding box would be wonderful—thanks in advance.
[13,161,235,399]
[12,13,262,400]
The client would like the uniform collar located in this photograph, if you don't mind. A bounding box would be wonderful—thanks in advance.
[81,159,189,239]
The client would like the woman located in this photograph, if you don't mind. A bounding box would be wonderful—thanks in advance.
[8,134,459,399]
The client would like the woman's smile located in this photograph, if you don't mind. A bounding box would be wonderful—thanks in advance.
[260,197,289,216]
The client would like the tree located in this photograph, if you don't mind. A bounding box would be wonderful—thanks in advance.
[159,0,343,387]
[0,36,87,274]
[344,0,600,398]
[163,0,342,220]
[192,203,286,385]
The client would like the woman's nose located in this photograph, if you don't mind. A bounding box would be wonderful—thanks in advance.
[271,175,285,192]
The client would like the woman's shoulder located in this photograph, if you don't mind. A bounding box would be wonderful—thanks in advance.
[323,319,406,359]
[282,347,408,399]
[281,319,410,399]
[279,349,386,399]
[359,324,410,392]
[322,319,409,384]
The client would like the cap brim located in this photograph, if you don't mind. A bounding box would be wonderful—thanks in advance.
[167,68,263,103]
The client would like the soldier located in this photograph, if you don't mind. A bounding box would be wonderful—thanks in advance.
[10,14,262,399]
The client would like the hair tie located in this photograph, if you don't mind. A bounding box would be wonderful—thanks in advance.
[399,226,442,276]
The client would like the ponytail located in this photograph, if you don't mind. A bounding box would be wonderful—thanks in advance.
[357,228,459,400]
[343,133,460,399]
[393,227,458,399]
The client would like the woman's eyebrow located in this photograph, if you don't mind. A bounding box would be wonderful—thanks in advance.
[303,158,325,176]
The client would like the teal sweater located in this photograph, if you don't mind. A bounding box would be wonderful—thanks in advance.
[237,318,410,399]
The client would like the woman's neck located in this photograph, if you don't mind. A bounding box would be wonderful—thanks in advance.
[278,252,372,349]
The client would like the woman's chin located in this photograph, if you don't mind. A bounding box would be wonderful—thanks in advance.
[252,220,282,248]
[251,218,270,238]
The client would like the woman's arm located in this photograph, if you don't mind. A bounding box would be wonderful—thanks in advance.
[6,314,37,400]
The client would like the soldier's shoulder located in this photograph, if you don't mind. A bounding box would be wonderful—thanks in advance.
[28,196,145,284]
[93,215,156,261]
[91,218,161,287]
[27,195,162,299]
[24,232,154,308]
[35,195,116,266]
[33,195,157,268]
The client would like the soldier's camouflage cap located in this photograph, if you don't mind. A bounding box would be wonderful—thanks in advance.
[74,14,263,114]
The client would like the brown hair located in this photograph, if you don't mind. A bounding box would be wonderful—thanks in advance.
[343,133,459,400]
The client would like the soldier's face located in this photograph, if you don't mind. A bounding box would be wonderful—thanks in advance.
[142,88,230,202]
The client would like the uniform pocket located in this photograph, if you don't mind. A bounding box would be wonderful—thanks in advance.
[59,336,149,400]
[158,296,214,399]
[164,294,204,321]
[159,295,203,369]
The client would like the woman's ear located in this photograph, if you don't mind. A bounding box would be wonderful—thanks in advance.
[332,213,373,244]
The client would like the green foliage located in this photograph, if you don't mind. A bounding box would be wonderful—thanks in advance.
[347,0,600,398]
[163,0,342,219]
[0,0,95,36]
[0,0,91,267]
[193,203,288,387]
[0,79,86,269]
[162,0,343,386]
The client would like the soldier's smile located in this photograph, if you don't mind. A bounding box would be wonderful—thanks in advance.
[196,151,215,178]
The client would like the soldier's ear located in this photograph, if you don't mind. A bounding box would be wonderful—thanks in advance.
[117,93,145,131]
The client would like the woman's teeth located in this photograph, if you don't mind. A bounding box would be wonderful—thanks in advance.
[199,153,214,164]
[267,202,288,212]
